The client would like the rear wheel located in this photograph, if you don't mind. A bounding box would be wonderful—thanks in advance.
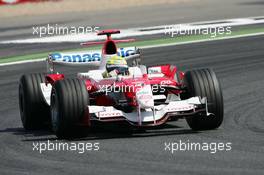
[51,79,90,139]
[182,69,223,130]
[19,73,50,130]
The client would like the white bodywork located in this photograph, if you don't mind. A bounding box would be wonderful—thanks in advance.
[136,85,154,109]
[40,83,52,105]
[77,66,145,81]
[40,66,146,105]
[88,97,207,125]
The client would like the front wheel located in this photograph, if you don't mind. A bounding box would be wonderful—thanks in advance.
[182,69,224,130]
[51,79,90,139]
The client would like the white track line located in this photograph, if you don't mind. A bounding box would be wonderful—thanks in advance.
[0,58,45,66]
[0,16,264,44]
[1,32,263,66]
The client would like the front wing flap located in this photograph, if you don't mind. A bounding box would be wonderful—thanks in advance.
[87,97,210,126]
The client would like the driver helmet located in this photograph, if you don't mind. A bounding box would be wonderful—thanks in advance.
[106,55,128,75]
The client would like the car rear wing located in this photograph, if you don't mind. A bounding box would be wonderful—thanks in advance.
[81,39,136,46]
[46,47,140,73]
[81,29,135,46]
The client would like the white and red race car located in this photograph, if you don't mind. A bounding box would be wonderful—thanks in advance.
[19,30,224,138]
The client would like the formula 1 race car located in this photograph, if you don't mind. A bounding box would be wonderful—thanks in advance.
[19,29,223,138]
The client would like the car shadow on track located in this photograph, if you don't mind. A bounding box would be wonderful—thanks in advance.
[0,127,57,140]
[0,123,199,142]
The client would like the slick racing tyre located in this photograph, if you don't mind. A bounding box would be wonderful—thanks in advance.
[183,69,224,130]
[51,79,89,139]
[19,73,50,130]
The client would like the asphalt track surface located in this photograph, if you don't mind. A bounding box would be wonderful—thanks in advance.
[0,35,264,175]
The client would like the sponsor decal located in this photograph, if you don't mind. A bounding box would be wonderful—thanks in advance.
[167,105,194,112]
[86,86,92,91]
[51,52,100,63]
[160,80,173,85]
[136,85,154,108]
[98,112,123,118]
[50,47,136,63]
[137,90,150,95]
[148,67,161,74]
[138,94,152,100]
